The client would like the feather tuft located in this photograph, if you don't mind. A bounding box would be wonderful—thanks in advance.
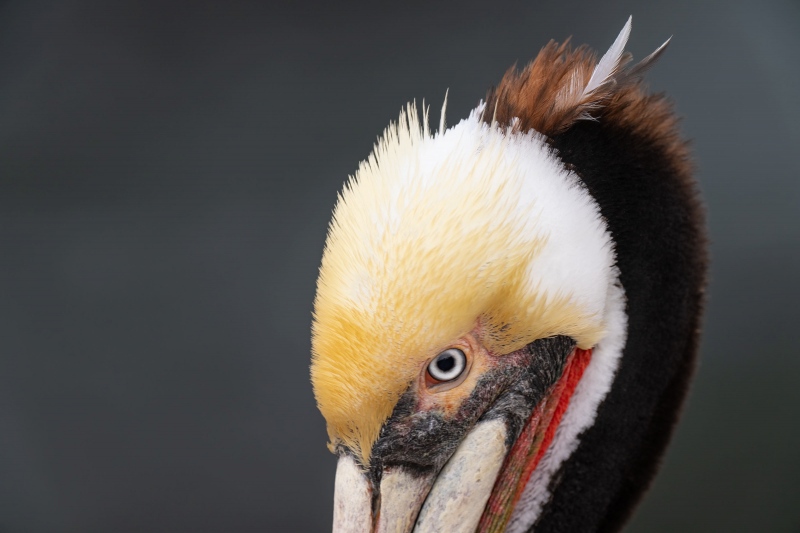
[483,16,673,136]
[583,16,632,97]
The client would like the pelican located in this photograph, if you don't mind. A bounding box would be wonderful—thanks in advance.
[310,17,707,533]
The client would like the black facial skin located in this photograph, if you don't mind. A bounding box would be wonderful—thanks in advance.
[362,335,576,487]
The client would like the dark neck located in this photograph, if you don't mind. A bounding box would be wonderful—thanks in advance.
[527,116,707,532]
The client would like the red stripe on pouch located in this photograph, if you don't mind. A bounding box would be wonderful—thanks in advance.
[477,347,593,533]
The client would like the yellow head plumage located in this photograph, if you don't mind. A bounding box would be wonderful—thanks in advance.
[311,102,614,466]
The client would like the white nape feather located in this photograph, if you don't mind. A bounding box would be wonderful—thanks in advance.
[421,99,431,137]
[583,16,633,97]
[439,89,449,135]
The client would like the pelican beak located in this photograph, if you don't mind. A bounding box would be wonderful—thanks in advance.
[333,419,509,533]
[331,345,592,533]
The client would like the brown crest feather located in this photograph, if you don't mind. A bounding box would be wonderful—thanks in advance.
[483,37,687,169]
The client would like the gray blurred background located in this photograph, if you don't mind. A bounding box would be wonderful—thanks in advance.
[0,0,798,531]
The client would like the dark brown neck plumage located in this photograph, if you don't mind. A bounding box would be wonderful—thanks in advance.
[482,42,708,532]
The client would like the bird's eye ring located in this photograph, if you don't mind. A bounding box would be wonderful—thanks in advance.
[427,348,467,383]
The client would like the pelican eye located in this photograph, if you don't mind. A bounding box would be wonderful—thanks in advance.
[427,348,467,382]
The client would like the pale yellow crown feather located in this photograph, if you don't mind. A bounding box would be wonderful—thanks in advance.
[310,103,610,465]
